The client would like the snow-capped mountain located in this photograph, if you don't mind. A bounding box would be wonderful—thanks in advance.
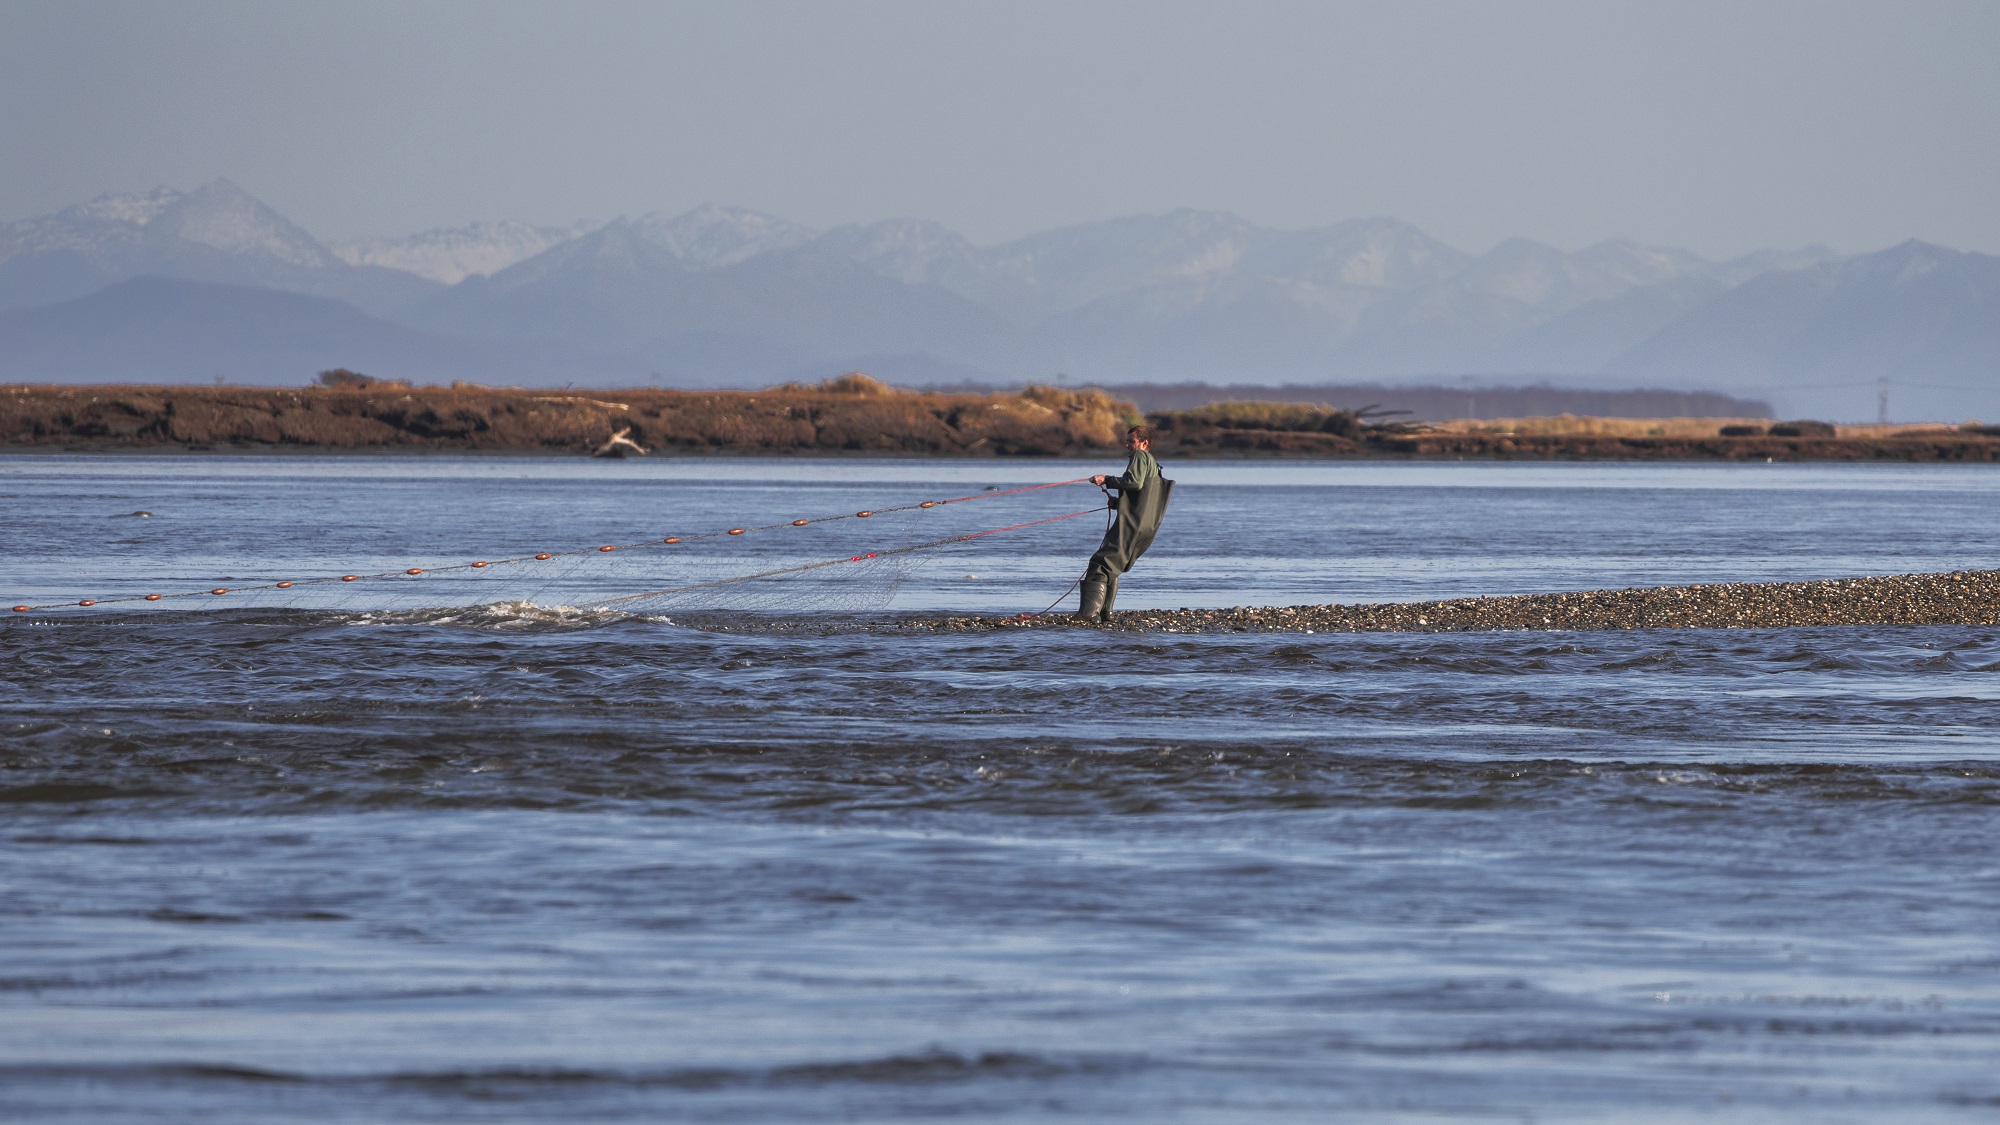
[2,179,336,271]
[982,210,1269,317]
[6,180,1996,419]
[633,204,817,268]
[0,179,436,314]
[804,218,1035,322]
[404,218,1021,380]
[1712,245,1844,287]
[1382,238,1710,334]
[1610,240,2000,389]
[57,186,182,227]
[807,219,986,286]
[1237,217,1471,290]
[802,211,1476,328]
[145,179,340,269]
[1316,238,1710,374]
[332,219,597,285]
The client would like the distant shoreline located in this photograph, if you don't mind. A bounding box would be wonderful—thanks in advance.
[7,381,2000,462]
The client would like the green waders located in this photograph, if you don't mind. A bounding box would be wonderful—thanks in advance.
[1077,453,1172,622]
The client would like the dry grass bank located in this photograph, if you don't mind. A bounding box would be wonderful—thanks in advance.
[1430,416,1974,440]
[0,376,1136,455]
[9,380,2000,462]
[1432,415,1773,438]
[1141,401,2000,461]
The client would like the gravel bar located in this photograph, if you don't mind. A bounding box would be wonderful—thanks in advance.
[905,569,2000,634]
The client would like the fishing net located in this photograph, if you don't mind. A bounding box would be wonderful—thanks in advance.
[9,479,1109,622]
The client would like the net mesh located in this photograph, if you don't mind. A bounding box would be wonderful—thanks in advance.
[10,479,1107,622]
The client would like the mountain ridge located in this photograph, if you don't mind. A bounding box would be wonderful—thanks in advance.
[0,276,644,386]
[0,179,440,316]
[3,183,1994,419]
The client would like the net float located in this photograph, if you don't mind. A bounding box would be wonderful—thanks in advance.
[406,568,424,575]
[535,553,552,560]
[145,594,162,601]
[728,528,745,535]
[342,575,359,582]
[276,582,294,588]
[471,561,488,568]
[793,519,809,526]
[599,545,615,552]
[10,606,27,613]
[78,600,95,607]
[663,537,680,544]
[920,501,936,508]
[211,588,228,596]
[855,511,872,517]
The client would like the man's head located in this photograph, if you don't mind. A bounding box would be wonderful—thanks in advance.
[1125,425,1152,452]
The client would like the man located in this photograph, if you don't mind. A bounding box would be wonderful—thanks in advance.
[1079,425,1173,622]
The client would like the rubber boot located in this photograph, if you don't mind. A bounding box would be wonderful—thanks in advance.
[1098,572,1119,623]
[1076,573,1107,621]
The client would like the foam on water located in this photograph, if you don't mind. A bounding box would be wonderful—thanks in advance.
[343,599,662,630]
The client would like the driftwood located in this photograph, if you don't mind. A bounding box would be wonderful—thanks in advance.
[591,426,649,458]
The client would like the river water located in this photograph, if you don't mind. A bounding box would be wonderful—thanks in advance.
[4,454,2000,1122]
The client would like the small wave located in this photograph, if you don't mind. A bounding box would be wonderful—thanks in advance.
[325,600,901,633]
[0,1050,1114,1093]
[340,601,664,631]
[0,782,162,804]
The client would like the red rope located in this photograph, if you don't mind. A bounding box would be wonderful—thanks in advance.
[935,478,1095,505]
[581,507,1107,608]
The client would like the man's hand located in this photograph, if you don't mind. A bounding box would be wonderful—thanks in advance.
[1091,474,1106,486]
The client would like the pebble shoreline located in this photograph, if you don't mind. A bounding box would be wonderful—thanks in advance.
[904,570,2000,634]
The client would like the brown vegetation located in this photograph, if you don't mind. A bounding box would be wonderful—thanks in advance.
[0,376,1136,455]
[7,379,2000,461]
[1437,415,1774,438]
[1143,401,2000,462]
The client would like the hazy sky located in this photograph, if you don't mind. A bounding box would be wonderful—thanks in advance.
[3,0,1996,257]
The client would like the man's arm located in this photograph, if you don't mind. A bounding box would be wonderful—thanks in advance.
[1101,451,1156,491]
[1095,453,1135,490]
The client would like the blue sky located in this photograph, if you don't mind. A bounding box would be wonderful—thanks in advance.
[2,0,1995,256]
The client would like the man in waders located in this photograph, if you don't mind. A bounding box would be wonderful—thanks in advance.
[1079,425,1173,622]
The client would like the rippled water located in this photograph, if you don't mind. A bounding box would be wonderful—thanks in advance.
[5,455,2000,1122]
